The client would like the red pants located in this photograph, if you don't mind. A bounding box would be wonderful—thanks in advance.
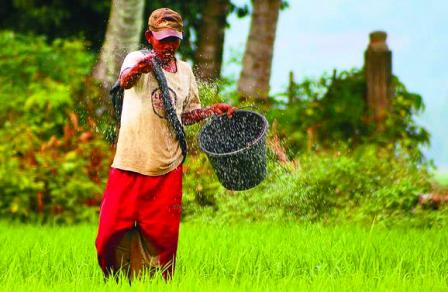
[95,166,183,279]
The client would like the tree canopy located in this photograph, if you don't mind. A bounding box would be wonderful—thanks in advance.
[0,0,249,60]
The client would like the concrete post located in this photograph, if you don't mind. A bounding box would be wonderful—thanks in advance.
[287,71,295,104]
[364,31,392,131]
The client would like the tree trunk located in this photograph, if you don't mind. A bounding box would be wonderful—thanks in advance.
[92,0,145,90]
[194,0,229,82]
[237,0,281,102]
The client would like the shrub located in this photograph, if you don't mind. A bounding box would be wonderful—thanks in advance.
[0,31,93,126]
[185,146,441,227]
[0,31,111,223]
[270,69,429,159]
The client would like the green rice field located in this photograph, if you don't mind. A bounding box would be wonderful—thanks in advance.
[0,222,447,291]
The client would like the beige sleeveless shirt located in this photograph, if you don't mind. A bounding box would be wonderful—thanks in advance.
[111,50,201,176]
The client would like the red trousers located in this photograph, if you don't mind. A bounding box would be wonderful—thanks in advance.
[95,166,183,279]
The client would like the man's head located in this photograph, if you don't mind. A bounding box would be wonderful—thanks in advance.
[145,8,183,57]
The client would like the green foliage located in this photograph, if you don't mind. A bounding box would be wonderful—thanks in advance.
[0,1,111,50]
[0,31,94,130]
[270,69,429,159]
[184,146,445,227]
[1,0,250,59]
[385,77,430,156]
[0,122,111,224]
[182,153,224,218]
[0,31,111,223]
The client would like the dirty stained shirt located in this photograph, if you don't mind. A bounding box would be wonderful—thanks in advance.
[112,50,201,176]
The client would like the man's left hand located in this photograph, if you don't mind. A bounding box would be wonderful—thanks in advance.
[210,103,237,118]
[181,103,237,125]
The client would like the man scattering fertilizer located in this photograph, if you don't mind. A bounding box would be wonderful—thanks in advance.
[95,7,236,280]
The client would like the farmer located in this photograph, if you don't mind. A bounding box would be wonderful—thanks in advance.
[95,8,235,280]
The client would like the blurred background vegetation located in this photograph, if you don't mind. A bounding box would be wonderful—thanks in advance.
[0,0,446,226]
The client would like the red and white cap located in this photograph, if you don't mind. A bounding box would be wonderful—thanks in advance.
[148,8,183,40]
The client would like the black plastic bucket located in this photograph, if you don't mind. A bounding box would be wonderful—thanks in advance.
[198,110,269,191]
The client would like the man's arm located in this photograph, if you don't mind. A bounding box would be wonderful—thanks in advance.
[181,103,236,125]
[119,54,154,89]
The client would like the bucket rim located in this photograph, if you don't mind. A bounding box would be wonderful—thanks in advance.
[198,109,269,157]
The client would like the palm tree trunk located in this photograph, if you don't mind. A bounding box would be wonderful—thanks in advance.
[194,0,229,82]
[92,0,145,90]
[237,0,281,102]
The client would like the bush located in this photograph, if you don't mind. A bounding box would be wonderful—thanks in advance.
[184,146,443,227]
[0,31,93,126]
[0,31,112,223]
[270,69,429,159]
[0,121,112,224]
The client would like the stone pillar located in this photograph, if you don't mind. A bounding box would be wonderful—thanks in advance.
[287,71,295,104]
[364,31,392,131]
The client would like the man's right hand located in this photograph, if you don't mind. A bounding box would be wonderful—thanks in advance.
[135,54,154,73]
[120,54,154,89]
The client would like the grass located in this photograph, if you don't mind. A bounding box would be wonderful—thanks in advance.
[0,222,447,291]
